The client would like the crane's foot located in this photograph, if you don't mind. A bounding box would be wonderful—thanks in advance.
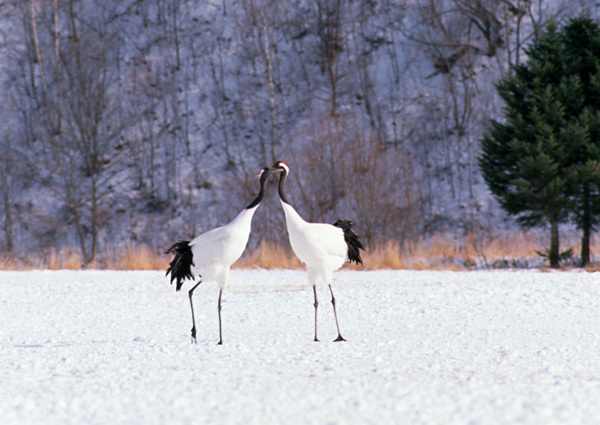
[314,337,320,342]
[190,327,197,344]
[334,334,346,342]
[217,340,223,346]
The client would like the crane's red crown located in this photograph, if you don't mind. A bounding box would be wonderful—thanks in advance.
[274,160,289,175]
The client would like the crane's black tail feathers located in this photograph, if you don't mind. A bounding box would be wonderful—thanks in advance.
[165,240,195,291]
[333,219,365,265]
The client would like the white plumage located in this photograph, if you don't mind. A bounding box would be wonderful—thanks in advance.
[280,202,347,275]
[188,207,256,284]
[270,161,365,342]
[166,167,271,344]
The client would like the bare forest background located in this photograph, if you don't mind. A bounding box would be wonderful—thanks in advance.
[0,0,598,267]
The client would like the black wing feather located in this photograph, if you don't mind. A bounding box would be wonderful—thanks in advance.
[165,240,195,291]
[333,219,365,265]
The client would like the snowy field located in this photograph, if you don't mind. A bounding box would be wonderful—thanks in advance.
[1,269,600,425]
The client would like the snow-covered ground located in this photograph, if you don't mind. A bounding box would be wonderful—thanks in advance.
[1,269,599,424]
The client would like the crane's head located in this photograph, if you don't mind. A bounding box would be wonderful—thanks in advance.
[256,166,272,181]
[270,160,289,176]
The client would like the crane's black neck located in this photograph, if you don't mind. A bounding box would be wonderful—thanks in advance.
[245,173,268,209]
[278,170,290,204]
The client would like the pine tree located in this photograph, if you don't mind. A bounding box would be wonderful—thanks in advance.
[560,17,600,266]
[480,22,573,268]
[482,17,600,268]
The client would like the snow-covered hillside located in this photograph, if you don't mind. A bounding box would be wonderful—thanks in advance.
[2,1,600,262]
[1,269,599,424]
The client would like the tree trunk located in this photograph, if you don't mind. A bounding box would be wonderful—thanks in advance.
[90,175,98,264]
[53,0,62,133]
[65,176,88,265]
[549,218,560,268]
[581,227,590,267]
[30,0,48,102]
[260,6,277,162]
[1,178,14,256]
[580,184,591,267]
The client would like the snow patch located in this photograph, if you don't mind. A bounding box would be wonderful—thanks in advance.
[1,269,600,424]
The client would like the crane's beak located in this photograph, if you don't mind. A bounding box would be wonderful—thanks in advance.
[256,167,273,179]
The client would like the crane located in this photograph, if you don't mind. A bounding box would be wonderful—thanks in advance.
[269,161,364,342]
[166,167,272,344]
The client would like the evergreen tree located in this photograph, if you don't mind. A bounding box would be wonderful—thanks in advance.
[480,21,580,268]
[560,17,600,266]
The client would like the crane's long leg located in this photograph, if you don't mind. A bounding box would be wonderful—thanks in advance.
[313,285,319,342]
[217,289,223,345]
[188,279,203,344]
[329,285,346,342]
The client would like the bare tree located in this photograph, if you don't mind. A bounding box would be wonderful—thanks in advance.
[22,0,138,263]
[0,141,16,256]
[313,0,347,117]
[288,114,418,246]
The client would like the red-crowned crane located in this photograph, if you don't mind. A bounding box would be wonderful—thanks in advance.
[166,167,272,344]
[269,161,365,342]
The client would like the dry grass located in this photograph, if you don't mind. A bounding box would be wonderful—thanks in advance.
[235,241,303,270]
[0,245,168,271]
[358,231,546,270]
[45,248,85,270]
[108,245,168,270]
[0,247,84,270]
[0,230,595,271]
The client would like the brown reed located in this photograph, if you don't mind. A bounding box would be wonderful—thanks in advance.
[0,230,593,271]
